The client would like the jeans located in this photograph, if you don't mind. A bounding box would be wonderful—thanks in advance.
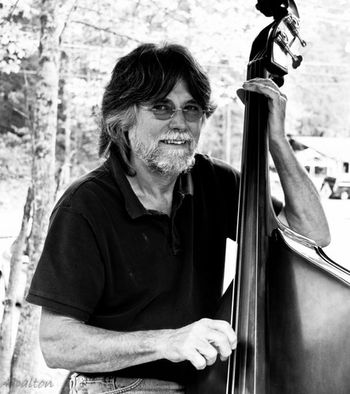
[69,373,185,394]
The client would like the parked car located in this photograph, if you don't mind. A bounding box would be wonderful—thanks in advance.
[321,176,350,200]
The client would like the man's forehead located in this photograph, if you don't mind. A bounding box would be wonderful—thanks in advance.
[145,79,198,104]
[160,97,198,104]
[167,79,192,97]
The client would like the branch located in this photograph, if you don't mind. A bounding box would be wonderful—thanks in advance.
[12,107,29,120]
[148,0,191,24]
[0,0,20,27]
[0,125,25,137]
[58,0,79,42]
[75,5,143,26]
[71,20,142,43]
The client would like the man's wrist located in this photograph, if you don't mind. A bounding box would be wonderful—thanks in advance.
[152,329,172,360]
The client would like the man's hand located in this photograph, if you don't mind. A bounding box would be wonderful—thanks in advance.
[237,78,287,144]
[159,318,237,370]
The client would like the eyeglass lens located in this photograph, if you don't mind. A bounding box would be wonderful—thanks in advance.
[150,102,204,121]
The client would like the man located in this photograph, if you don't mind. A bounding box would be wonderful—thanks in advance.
[27,43,330,394]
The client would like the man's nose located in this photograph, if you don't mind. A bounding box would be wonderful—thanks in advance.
[169,109,187,128]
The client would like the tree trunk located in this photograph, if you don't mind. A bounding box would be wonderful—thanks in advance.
[8,1,79,390]
[56,49,73,196]
[8,0,60,392]
[0,187,33,393]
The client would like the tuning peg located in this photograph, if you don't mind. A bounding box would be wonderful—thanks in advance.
[275,31,303,69]
[291,54,303,69]
[284,15,307,47]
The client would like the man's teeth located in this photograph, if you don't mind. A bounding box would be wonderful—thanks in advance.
[162,140,187,145]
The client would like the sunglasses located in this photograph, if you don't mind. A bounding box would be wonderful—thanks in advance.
[142,102,206,122]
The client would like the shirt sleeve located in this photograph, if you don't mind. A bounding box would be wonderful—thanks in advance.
[26,206,105,322]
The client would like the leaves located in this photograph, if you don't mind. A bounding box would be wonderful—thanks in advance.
[1,0,350,176]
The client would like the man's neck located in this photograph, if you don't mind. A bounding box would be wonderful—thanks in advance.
[126,156,179,215]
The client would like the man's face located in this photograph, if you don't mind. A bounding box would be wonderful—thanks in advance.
[128,79,205,176]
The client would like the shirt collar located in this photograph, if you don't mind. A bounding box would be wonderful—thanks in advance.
[106,148,194,220]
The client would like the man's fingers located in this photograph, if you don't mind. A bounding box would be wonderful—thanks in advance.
[206,319,237,349]
[191,319,236,368]
[196,340,218,366]
[208,332,233,359]
[280,92,287,100]
[244,77,278,88]
[243,81,279,99]
[188,350,207,370]
[241,78,285,103]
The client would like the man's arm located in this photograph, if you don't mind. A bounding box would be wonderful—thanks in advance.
[39,308,236,372]
[241,79,331,247]
[269,135,330,247]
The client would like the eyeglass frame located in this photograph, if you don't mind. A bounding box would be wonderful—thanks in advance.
[140,101,208,122]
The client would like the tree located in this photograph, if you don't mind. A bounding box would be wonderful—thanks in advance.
[0,187,33,393]
[0,1,76,392]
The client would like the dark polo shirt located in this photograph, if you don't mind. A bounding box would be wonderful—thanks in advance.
[27,151,280,382]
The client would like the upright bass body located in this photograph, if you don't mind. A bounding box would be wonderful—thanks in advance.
[187,3,350,393]
[268,228,350,394]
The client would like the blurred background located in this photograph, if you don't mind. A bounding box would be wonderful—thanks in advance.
[0,0,349,392]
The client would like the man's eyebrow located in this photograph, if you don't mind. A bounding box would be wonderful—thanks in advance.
[151,98,198,105]
[152,98,172,104]
[186,99,199,104]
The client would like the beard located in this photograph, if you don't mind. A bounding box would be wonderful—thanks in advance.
[129,129,197,176]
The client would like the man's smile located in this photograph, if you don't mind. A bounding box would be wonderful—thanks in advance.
[160,139,189,145]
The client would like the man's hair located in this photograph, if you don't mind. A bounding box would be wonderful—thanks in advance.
[99,42,215,175]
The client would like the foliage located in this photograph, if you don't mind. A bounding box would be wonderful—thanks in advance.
[0,0,349,186]
[0,0,39,73]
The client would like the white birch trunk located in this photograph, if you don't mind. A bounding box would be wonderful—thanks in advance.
[8,0,60,392]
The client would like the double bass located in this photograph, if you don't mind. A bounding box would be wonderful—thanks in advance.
[188,1,350,393]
